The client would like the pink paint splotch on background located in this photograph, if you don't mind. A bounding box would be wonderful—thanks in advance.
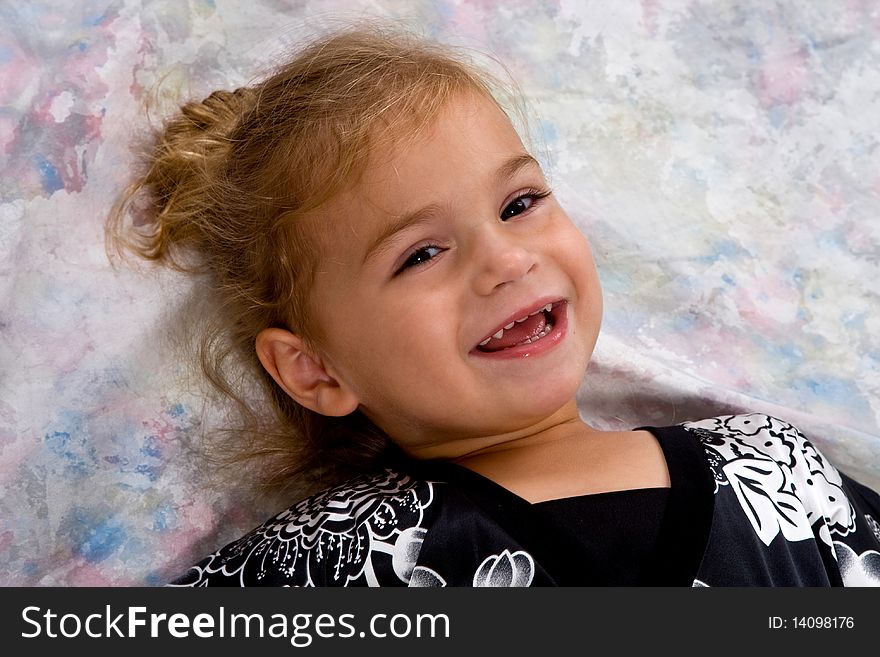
[1,4,119,200]
[756,42,811,108]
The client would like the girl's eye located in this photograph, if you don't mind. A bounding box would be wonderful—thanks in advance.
[500,189,551,221]
[396,245,444,274]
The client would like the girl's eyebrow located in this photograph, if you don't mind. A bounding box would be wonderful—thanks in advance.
[495,153,541,186]
[362,204,441,267]
[361,153,541,267]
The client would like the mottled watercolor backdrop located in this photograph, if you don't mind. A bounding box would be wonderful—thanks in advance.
[1,0,878,585]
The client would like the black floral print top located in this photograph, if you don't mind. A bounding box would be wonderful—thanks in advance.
[169,414,880,587]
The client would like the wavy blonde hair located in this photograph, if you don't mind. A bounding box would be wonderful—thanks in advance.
[107,25,525,494]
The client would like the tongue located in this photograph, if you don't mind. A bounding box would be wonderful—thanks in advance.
[480,312,547,352]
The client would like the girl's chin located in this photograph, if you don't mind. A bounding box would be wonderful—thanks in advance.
[490,382,583,425]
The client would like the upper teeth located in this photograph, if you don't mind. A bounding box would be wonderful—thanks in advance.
[479,303,554,346]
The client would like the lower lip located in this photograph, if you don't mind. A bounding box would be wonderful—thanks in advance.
[470,303,568,360]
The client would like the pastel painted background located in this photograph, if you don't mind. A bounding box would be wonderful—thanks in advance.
[2,0,879,585]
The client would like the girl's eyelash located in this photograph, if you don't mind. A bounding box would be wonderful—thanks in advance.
[394,243,445,276]
[500,187,552,220]
[511,187,552,204]
[519,187,552,201]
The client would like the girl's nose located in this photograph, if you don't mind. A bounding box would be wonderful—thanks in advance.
[470,223,537,296]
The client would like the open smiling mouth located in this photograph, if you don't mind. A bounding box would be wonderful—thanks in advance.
[473,300,567,356]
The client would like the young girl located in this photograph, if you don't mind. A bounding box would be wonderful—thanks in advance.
[110,26,880,587]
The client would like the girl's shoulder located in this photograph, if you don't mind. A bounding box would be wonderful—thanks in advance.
[168,467,437,587]
[682,411,809,447]
[679,412,880,585]
[678,411,860,505]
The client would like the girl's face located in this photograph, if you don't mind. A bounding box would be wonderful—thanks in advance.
[307,92,603,458]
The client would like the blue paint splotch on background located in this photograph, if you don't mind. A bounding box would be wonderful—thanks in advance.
[791,374,873,426]
[44,429,97,477]
[692,238,750,267]
[167,403,185,418]
[134,463,161,482]
[140,434,161,458]
[36,155,64,194]
[64,508,126,564]
[152,501,176,531]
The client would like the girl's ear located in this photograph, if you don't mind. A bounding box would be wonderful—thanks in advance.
[255,328,359,417]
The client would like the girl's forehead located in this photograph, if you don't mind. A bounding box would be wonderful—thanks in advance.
[363,93,525,187]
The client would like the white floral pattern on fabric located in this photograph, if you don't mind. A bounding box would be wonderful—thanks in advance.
[684,414,856,549]
[865,515,880,543]
[390,526,427,582]
[472,549,535,587]
[172,469,434,586]
[409,566,447,587]
[833,541,880,586]
[721,458,813,545]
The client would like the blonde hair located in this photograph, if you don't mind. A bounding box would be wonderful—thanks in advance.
[108,25,524,494]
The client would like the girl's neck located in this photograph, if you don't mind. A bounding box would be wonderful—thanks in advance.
[456,405,591,461]
[404,400,669,503]
[405,398,594,463]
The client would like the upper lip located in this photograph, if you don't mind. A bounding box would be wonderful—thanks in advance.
[473,297,565,349]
